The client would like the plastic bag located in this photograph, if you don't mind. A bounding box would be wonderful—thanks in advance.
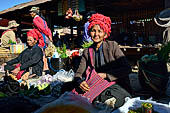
[45,44,56,57]
[52,69,74,82]
[34,92,111,113]
[72,9,83,21]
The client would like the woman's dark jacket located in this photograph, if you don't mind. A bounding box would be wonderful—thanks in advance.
[7,45,44,76]
[75,41,131,83]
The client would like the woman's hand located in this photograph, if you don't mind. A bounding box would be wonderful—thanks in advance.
[21,72,29,81]
[98,73,107,79]
[80,81,90,92]
[11,67,20,75]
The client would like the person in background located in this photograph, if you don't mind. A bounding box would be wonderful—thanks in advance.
[81,11,96,46]
[73,13,131,110]
[1,20,20,48]
[29,6,53,48]
[2,29,44,80]
[29,6,53,70]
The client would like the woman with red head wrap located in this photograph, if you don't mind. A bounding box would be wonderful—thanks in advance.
[27,29,45,48]
[3,29,44,80]
[71,13,132,110]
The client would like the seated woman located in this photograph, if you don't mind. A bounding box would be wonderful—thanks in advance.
[72,13,132,109]
[3,29,44,81]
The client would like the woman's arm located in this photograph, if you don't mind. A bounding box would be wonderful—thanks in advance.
[7,52,22,65]
[20,47,43,70]
[106,42,131,81]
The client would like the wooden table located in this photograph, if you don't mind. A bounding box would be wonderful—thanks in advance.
[0,52,19,65]
[120,46,159,56]
[120,46,159,66]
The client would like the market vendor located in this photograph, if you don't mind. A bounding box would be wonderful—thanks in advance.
[1,20,20,48]
[2,29,44,80]
[72,13,132,109]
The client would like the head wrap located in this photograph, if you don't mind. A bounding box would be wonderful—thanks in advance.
[88,13,111,38]
[27,29,41,40]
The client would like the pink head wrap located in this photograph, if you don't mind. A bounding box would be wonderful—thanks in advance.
[27,29,41,40]
[88,13,111,38]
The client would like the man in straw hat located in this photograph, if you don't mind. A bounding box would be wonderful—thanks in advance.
[1,20,19,48]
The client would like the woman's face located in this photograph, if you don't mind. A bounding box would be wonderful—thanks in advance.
[30,11,36,18]
[90,24,107,43]
[27,36,37,47]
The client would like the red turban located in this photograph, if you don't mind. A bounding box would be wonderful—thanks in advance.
[27,29,41,40]
[88,13,111,38]
[27,29,45,47]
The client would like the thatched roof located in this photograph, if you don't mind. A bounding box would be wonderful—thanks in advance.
[0,0,52,15]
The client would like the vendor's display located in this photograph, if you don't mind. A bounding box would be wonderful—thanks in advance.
[128,102,155,113]
[44,44,56,57]
[10,43,27,53]
[72,9,83,22]
[138,41,170,98]
[113,97,170,113]
[48,57,70,75]
[0,47,10,53]
[138,55,169,98]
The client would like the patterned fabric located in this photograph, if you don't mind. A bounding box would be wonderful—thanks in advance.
[72,48,115,103]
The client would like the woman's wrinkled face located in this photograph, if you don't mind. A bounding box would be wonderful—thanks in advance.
[30,11,36,18]
[27,36,37,47]
[90,24,107,43]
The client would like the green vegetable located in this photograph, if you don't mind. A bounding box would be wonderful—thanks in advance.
[56,43,68,58]
[157,42,170,62]
[8,39,16,44]
[81,41,93,48]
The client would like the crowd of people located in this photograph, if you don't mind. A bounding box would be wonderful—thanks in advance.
[1,6,169,111]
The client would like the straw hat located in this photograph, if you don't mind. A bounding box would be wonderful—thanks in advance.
[29,7,40,13]
[8,20,19,28]
[154,8,170,27]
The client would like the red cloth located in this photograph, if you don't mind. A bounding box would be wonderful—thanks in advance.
[27,29,45,47]
[72,48,115,103]
[88,13,111,38]
[33,16,52,41]
[71,51,79,57]
[15,64,24,80]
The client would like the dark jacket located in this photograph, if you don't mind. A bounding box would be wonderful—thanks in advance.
[75,41,131,82]
[7,45,44,76]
